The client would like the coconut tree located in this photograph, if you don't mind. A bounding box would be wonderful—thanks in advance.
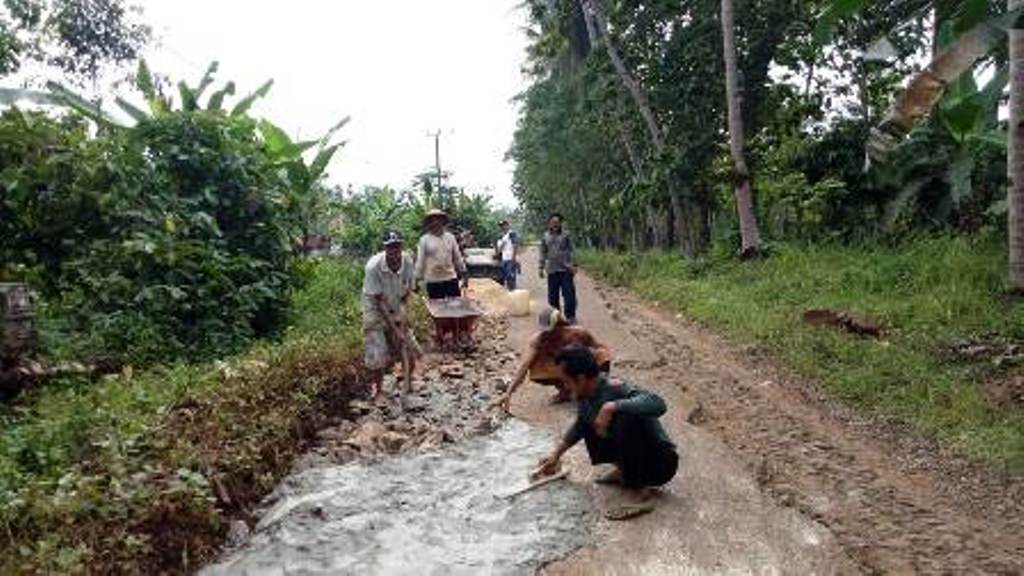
[720,0,762,257]
[1011,0,1024,290]
[579,0,664,152]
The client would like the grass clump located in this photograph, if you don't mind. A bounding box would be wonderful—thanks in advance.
[0,258,380,573]
[581,235,1024,471]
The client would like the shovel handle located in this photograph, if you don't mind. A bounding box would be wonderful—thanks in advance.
[504,469,569,499]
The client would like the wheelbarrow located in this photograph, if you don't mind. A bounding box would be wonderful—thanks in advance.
[425,296,485,353]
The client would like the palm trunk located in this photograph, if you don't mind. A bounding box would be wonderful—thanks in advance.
[1011,0,1024,290]
[721,0,762,257]
[580,0,665,152]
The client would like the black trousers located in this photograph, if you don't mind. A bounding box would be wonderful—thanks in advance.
[582,414,678,489]
[426,279,461,299]
[546,271,578,320]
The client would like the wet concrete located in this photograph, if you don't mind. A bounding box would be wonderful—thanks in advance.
[205,420,595,575]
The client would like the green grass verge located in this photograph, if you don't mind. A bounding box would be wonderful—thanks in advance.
[580,236,1024,471]
[0,258,393,573]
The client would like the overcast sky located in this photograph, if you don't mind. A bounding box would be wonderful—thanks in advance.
[140,1,529,207]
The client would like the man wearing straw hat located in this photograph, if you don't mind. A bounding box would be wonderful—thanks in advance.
[363,231,421,400]
[414,208,468,299]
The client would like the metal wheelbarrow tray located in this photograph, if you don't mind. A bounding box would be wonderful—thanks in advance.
[425,297,485,352]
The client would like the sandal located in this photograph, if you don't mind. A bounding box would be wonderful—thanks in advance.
[604,501,655,521]
[594,469,623,486]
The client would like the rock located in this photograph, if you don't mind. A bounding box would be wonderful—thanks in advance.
[380,431,411,454]
[329,445,359,464]
[686,403,708,425]
[226,520,251,548]
[472,416,499,434]
[441,428,456,443]
[349,400,373,415]
[240,359,269,374]
[344,420,388,452]
[401,396,428,413]
[441,365,465,378]
[419,430,445,451]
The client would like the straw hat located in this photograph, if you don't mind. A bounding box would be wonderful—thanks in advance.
[423,208,449,223]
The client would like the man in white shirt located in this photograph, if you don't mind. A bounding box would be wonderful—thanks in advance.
[363,231,420,399]
[414,208,468,299]
[497,219,519,290]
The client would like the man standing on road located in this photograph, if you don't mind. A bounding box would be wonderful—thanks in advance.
[536,347,678,509]
[363,231,421,399]
[539,213,577,323]
[415,208,468,299]
[497,219,519,291]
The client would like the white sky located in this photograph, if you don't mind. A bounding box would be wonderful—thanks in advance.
[139,1,529,207]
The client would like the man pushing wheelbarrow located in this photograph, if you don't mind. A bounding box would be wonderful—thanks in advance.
[414,208,482,352]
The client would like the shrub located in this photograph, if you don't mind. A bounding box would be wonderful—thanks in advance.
[0,108,295,367]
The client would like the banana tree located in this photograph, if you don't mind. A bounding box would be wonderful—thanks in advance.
[258,117,349,253]
[881,24,1009,227]
[113,59,274,121]
[1,59,276,126]
[822,0,1024,288]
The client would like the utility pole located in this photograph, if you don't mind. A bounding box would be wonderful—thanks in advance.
[433,131,443,209]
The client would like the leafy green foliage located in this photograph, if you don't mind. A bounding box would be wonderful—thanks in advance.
[512,0,1010,253]
[0,0,149,80]
[336,184,509,257]
[0,108,294,367]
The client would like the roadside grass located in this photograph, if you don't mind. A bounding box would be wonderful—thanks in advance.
[580,235,1024,471]
[0,258,392,573]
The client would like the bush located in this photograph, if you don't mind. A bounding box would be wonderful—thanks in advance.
[0,259,376,573]
[0,108,295,367]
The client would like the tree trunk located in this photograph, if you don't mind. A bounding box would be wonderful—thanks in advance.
[1011,0,1024,290]
[580,0,665,152]
[720,0,762,257]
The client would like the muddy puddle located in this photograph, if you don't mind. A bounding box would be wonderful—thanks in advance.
[204,420,595,575]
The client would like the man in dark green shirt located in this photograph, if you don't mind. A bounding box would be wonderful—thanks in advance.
[536,346,678,489]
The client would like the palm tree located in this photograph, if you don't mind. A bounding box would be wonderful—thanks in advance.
[1011,0,1024,290]
[720,0,762,257]
[579,0,664,152]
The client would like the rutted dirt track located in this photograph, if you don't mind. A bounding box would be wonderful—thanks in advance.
[509,249,1024,574]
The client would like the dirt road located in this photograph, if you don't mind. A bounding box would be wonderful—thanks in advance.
[212,250,1023,574]
[509,249,1024,574]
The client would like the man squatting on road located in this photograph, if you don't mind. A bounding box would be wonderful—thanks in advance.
[536,346,679,491]
[362,231,422,399]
